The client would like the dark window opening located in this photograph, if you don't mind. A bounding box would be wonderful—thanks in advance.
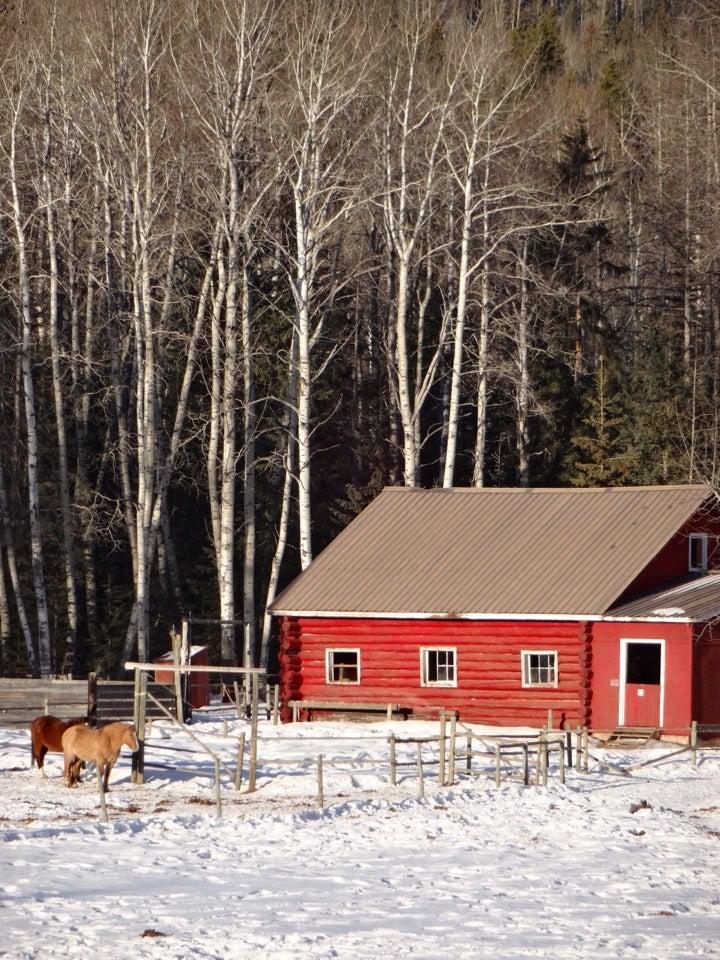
[689,534,708,572]
[327,650,360,683]
[626,643,661,685]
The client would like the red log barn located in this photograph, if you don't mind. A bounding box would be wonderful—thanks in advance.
[271,485,720,735]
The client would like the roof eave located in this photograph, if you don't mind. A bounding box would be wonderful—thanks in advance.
[270,608,695,624]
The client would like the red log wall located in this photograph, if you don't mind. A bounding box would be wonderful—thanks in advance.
[279,616,590,727]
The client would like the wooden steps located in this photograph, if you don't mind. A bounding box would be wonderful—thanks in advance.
[605,727,660,748]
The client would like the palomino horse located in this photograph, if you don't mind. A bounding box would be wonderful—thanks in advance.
[62,722,139,792]
[30,715,86,775]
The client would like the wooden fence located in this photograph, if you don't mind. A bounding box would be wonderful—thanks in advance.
[0,678,88,725]
[0,675,183,726]
[90,675,181,725]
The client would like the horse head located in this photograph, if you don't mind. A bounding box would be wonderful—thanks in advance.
[124,725,140,752]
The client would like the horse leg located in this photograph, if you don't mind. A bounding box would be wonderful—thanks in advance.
[63,750,73,787]
[38,745,48,776]
[102,759,112,793]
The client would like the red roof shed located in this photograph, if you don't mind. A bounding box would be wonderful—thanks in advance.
[271,485,720,735]
[154,645,210,710]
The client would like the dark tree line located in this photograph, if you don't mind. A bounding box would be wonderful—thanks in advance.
[0,0,718,676]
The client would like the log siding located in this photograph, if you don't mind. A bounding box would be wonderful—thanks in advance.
[280,616,588,726]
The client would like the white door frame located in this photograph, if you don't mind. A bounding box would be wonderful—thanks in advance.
[618,638,665,728]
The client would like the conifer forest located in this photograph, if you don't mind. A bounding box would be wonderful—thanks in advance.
[0,0,718,677]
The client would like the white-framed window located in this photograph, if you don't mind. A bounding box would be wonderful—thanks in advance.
[420,647,457,687]
[325,648,361,684]
[689,533,709,573]
[521,650,558,688]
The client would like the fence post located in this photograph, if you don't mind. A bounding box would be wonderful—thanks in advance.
[448,715,457,787]
[690,720,698,769]
[134,671,147,785]
[495,744,501,788]
[416,742,424,798]
[522,743,529,786]
[233,681,242,720]
[171,629,184,723]
[581,726,589,773]
[87,672,98,727]
[272,684,280,726]
[558,743,565,784]
[214,759,222,819]
[565,728,572,769]
[547,709,553,730]
[542,737,549,787]
[43,697,49,716]
[575,725,582,771]
[388,733,397,786]
[466,733,472,775]
[317,754,324,808]
[96,766,109,823]
[438,714,446,786]
[248,671,259,793]
[235,732,246,790]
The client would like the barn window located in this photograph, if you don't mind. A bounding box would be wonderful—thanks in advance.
[326,649,361,684]
[420,648,457,687]
[689,533,708,573]
[521,650,558,688]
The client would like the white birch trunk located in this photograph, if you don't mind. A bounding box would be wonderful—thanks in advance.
[9,106,52,676]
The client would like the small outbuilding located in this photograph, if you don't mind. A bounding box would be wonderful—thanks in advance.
[154,645,211,710]
[271,485,720,735]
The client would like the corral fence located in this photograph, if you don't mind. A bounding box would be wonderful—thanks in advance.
[0,678,87,725]
[0,674,183,726]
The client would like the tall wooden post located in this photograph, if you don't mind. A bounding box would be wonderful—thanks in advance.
[388,733,397,786]
[466,733,472,775]
[272,684,280,726]
[248,671,259,793]
[235,732,246,790]
[135,671,147,785]
[690,720,698,769]
[438,714,446,786]
[448,715,457,786]
[87,672,98,727]
[495,744,501,788]
[575,725,582,771]
[171,629,184,723]
[522,743,529,786]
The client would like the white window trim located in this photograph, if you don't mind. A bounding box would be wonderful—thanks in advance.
[420,647,457,688]
[618,638,665,728]
[689,533,709,573]
[521,649,559,688]
[325,648,361,685]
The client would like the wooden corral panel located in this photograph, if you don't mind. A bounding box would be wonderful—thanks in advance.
[0,679,88,726]
[92,680,180,725]
[280,616,590,727]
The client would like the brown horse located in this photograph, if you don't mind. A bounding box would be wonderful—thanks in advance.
[30,715,87,775]
[62,722,139,792]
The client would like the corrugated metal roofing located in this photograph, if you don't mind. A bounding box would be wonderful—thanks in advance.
[271,485,713,618]
[608,575,720,621]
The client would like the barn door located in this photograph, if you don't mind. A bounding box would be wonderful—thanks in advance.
[622,641,663,728]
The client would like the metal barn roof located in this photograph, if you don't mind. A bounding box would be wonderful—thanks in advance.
[608,574,720,622]
[271,485,714,619]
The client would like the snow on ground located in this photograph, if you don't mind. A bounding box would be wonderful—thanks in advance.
[2,710,720,959]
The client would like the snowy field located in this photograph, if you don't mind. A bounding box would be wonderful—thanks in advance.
[2,712,720,959]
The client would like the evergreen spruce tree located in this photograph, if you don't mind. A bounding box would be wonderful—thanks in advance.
[567,357,635,486]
